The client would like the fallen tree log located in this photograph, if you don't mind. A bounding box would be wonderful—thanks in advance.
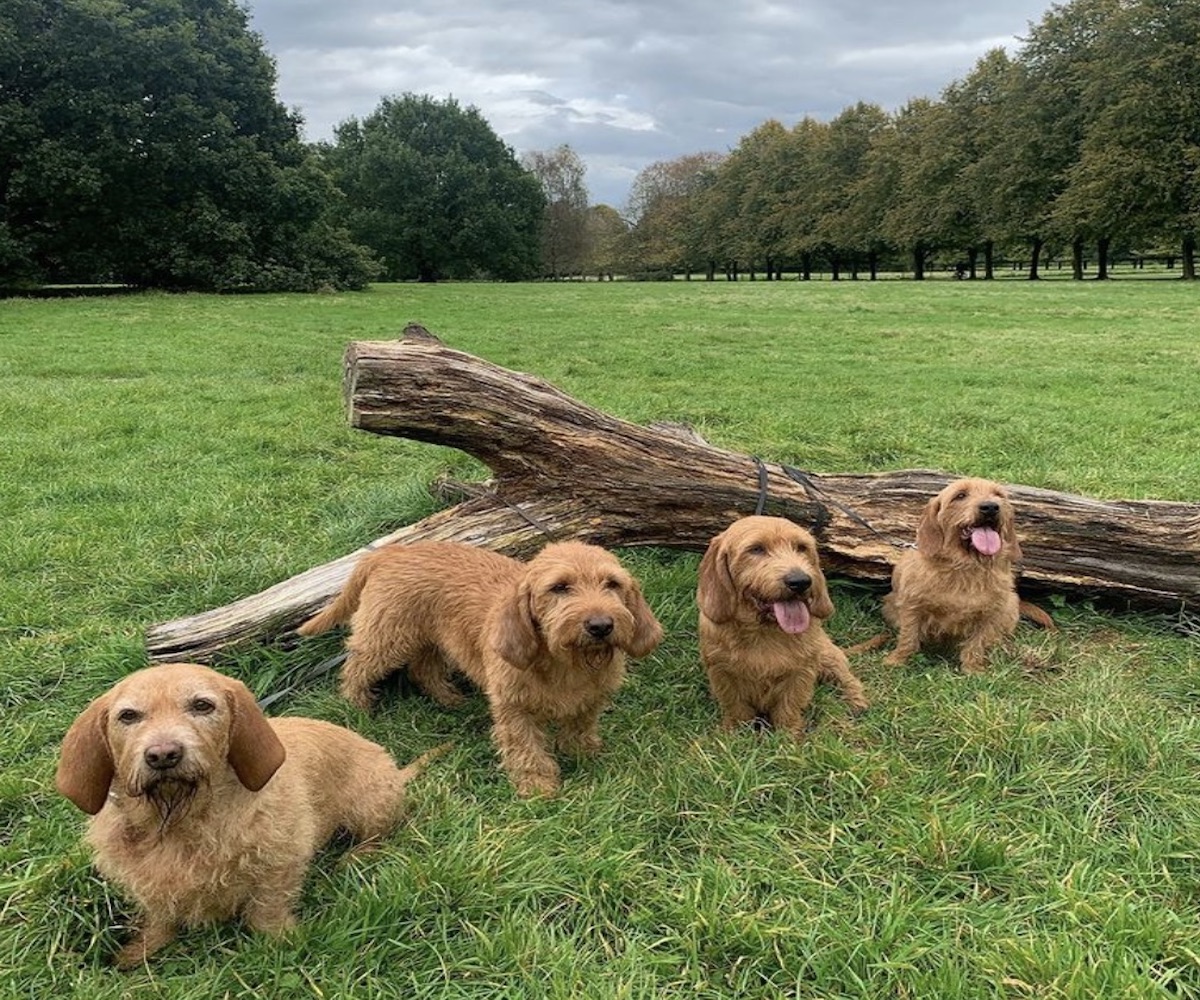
[146,326,1200,662]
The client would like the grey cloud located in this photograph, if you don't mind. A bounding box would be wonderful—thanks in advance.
[248,0,1052,207]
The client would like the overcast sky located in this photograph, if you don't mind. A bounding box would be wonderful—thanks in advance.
[245,0,1053,209]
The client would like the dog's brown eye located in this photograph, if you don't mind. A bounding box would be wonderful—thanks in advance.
[189,698,216,715]
[603,578,622,590]
[549,582,570,594]
[115,708,141,725]
[954,491,968,501]
[747,544,766,556]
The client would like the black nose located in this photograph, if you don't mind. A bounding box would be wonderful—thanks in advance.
[783,571,812,595]
[144,742,183,771]
[978,501,1000,519]
[584,616,614,639]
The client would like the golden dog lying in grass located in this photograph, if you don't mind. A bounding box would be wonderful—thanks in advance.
[299,540,663,797]
[697,516,868,738]
[56,663,437,968]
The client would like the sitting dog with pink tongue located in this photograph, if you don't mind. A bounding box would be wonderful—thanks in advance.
[882,477,1024,673]
[697,516,869,739]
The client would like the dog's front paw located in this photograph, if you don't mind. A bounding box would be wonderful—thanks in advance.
[339,682,378,713]
[513,771,561,798]
[113,942,149,971]
[558,732,603,758]
[112,923,177,970]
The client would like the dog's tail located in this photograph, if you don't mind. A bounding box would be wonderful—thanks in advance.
[1019,599,1058,632]
[845,633,891,655]
[396,742,453,788]
[296,556,373,636]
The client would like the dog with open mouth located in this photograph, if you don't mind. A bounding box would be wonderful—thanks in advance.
[697,516,868,738]
[882,477,1024,673]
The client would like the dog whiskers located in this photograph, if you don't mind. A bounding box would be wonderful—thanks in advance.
[140,777,203,835]
[577,644,616,671]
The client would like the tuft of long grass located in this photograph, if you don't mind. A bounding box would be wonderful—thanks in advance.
[2,280,1199,998]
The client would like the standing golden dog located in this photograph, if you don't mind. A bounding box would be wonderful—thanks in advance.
[697,516,868,737]
[299,540,663,797]
[56,663,435,968]
[882,477,1024,672]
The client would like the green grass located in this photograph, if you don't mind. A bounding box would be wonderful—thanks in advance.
[2,279,1200,998]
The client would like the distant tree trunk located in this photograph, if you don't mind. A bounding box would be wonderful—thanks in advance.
[850,257,860,280]
[749,263,757,281]
[830,255,841,281]
[1096,236,1111,280]
[868,252,879,280]
[801,254,812,281]
[1072,237,1084,280]
[912,245,925,281]
[983,240,995,280]
[966,247,978,279]
[1183,235,1196,280]
[706,259,716,281]
[1028,237,1043,280]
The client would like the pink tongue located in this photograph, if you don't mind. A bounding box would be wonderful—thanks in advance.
[971,527,1002,556]
[772,599,811,634]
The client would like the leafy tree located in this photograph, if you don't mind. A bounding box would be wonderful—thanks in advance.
[966,53,1061,278]
[955,49,1023,278]
[626,153,723,278]
[0,0,375,290]
[713,120,792,278]
[813,103,891,278]
[775,118,830,279]
[1055,0,1200,278]
[580,204,627,280]
[322,94,544,282]
[522,145,590,279]
[880,99,948,279]
[1018,0,1122,277]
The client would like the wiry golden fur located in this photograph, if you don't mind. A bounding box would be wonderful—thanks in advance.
[883,478,1023,672]
[299,540,663,797]
[697,516,868,737]
[56,663,434,968]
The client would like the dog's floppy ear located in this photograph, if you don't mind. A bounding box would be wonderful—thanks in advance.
[1003,513,1023,563]
[697,532,737,624]
[622,579,664,659]
[56,693,115,815]
[492,579,542,669]
[224,678,286,792]
[808,559,835,621]
[994,488,1023,563]
[915,496,946,556]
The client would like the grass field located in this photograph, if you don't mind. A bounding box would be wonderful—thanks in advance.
[2,279,1200,999]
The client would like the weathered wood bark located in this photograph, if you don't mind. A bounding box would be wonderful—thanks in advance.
[146,329,1200,662]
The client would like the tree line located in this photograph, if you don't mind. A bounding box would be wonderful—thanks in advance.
[3,0,1196,290]
[0,0,547,291]
[546,0,1200,282]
